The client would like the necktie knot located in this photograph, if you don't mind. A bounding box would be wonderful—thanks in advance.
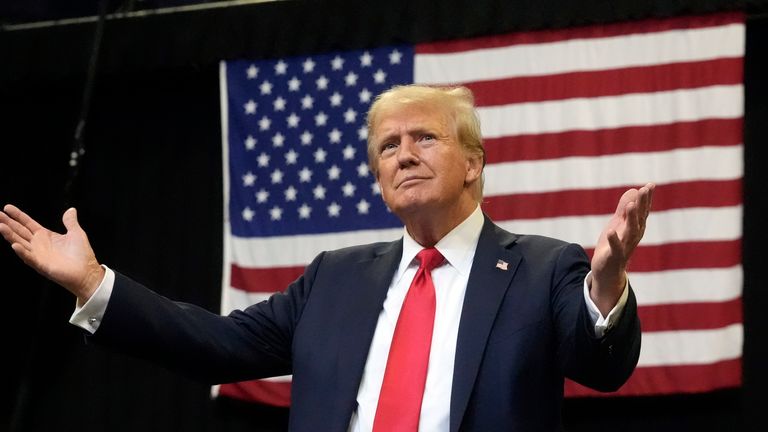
[417,247,444,272]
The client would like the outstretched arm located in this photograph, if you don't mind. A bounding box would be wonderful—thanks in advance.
[0,204,104,305]
[590,183,655,316]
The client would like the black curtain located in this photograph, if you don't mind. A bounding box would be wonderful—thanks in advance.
[1,1,767,431]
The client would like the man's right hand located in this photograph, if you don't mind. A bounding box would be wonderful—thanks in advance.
[0,204,104,305]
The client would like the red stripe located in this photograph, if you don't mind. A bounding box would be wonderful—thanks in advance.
[484,118,743,163]
[219,381,292,407]
[468,58,742,107]
[585,240,742,272]
[416,12,743,54]
[231,264,304,293]
[483,179,742,220]
[638,298,742,332]
[565,358,741,397]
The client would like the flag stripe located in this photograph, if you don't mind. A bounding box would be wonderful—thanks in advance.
[631,266,742,306]
[638,298,742,332]
[638,323,742,366]
[584,239,741,272]
[484,118,743,163]
[219,380,292,407]
[415,24,743,84]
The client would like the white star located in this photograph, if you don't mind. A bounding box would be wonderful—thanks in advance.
[389,49,402,64]
[272,132,285,147]
[329,92,343,107]
[285,149,298,164]
[359,88,372,103]
[316,75,329,90]
[357,125,368,140]
[345,71,359,87]
[328,128,342,144]
[257,152,270,167]
[260,80,273,95]
[298,203,312,219]
[271,169,284,184]
[244,100,257,114]
[275,60,288,75]
[269,206,283,221]
[298,166,313,183]
[313,184,327,200]
[342,144,356,160]
[286,112,300,128]
[300,130,313,145]
[357,162,369,177]
[331,55,344,70]
[284,185,298,201]
[302,58,316,73]
[371,182,381,195]
[315,111,328,127]
[273,96,287,111]
[356,199,371,214]
[244,135,257,150]
[288,76,301,92]
[301,94,314,110]
[343,108,357,124]
[256,188,269,203]
[242,206,255,221]
[328,165,341,180]
[242,171,256,186]
[314,147,327,163]
[360,51,373,67]
[246,65,258,79]
[258,116,271,131]
[327,202,341,217]
[373,69,387,84]
[342,181,356,197]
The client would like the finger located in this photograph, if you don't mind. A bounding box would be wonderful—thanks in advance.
[3,204,44,234]
[0,211,34,242]
[0,223,33,251]
[625,200,641,237]
[606,229,624,257]
[62,207,81,233]
[11,242,39,268]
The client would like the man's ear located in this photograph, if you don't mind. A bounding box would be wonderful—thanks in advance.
[464,153,483,185]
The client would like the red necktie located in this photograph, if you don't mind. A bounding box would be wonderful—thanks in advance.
[373,247,445,432]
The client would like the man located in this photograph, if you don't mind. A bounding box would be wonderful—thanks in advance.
[0,84,654,431]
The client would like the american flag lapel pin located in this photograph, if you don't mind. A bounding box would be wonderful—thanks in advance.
[496,259,508,271]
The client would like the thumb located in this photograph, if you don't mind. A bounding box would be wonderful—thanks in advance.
[62,207,81,232]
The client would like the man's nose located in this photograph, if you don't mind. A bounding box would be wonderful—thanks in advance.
[396,138,420,166]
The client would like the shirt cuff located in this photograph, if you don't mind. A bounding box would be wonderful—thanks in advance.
[583,271,629,338]
[69,265,115,334]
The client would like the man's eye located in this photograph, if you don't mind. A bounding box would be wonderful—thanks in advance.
[381,143,397,153]
[419,134,436,142]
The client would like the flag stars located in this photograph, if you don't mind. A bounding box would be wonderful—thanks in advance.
[273,96,287,111]
[315,111,328,127]
[288,76,301,92]
[345,71,359,87]
[285,149,298,164]
[327,202,341,217]
[328,165,341,180]
[313,184,327,200]
[342,145,356,160]
[357,162,370,177]
[371,182,381,195]
[329,128,342,144]
[331,55,344,70]
[300,130,313,145]
[359,88,372,103]
[314,147,328,163]
[344,108,358,124]
[358,125,368,140]
[244,135,257,150]
[342,181,356,197]
[389,49,402,65]
[373,69,387,84]
[275,60,288,75]
[271,168,284,184]
[272,132,285,148]
[269,206,283,221]
[329,92,343,107]
[284,185,298,201]
[298,166,313,183]
[246,65,258,79]
[259,80,273,95]
[242,171,256,186]
[242,206,255,221]
[286,112,300,128]
[301,94,314,110]
[298,203,312,219]
[360,51,373,67]
[257,152,270,167]
[316,75,329,90]
[256,188,270,203]
[302,58,316,73]
[258,116,271,131]
[244,100,257,114]
[357,199,371,215]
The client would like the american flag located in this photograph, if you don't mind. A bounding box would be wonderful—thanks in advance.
[219,11,744,405]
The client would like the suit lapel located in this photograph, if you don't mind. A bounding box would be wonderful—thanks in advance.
[450,217,521,432]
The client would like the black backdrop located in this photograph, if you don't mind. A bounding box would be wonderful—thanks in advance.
[2,1,767,431]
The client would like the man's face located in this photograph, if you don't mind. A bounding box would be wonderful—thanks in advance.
[372,104,481,219]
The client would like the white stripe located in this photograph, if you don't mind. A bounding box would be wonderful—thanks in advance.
[223,289,275,313]
[637,323,742,367]
[228,206,740,267]
[497,205,742,248]
[477,85,743,138]
[632,266,742,306]
[415,24,744,84]
[483,145,744,195]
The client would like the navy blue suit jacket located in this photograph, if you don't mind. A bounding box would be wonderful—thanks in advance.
[92,215,641,431]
